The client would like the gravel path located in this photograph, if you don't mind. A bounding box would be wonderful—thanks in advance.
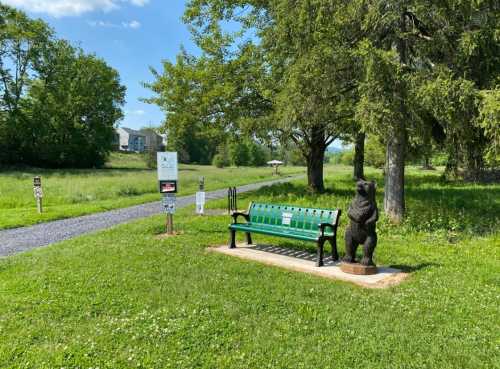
[0,175,303,257]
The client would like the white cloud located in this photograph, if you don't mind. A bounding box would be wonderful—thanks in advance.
[129,0,148,5]
[1,0,150,17]
[127,109,145,116]
[122,20,140,29]
[88,19,141,29]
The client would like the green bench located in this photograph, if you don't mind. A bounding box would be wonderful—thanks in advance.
[229,202,342,267]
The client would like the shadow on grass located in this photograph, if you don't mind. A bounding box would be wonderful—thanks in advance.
[253,244,339,266]
[389,263,440,273]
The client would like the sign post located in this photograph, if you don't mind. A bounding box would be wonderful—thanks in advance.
[157,152,178,234]
[196,176,205,215]
[33,176,43,214]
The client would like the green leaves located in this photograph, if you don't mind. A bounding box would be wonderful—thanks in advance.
[0,5,125,168]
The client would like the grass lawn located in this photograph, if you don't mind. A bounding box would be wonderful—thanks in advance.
[0,152,304,229]
[0,166,498,368]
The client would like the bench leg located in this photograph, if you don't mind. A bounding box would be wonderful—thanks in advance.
[316,239,325,267]
[229,229,236,249]
[329,238,339,262]
[245,232,252,245]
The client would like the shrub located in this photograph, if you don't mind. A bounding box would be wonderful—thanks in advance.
[212,154,226,168]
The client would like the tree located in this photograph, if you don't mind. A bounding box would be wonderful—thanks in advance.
[184,0,359,192]
[229,141,250,166]
[0,5,126,168]
[248,141,268,166]
[28,41,126,167]
[179,0,498,220]
[0,4,52,164]
[144,50,240,164]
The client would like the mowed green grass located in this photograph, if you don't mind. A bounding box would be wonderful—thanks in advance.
[0,167,498,368]
[0,152,304,229]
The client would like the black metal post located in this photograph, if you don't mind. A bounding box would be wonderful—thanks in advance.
[229,229,236,249]
[228,187,237,214]
[316,239,325,267]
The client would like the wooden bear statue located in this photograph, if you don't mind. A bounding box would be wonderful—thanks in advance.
[343,180,378,266]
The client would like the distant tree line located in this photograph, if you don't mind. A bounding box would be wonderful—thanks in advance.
[146,0,499,223]
[0,5,126,168]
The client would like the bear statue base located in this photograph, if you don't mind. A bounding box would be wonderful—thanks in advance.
[340,262,378,275]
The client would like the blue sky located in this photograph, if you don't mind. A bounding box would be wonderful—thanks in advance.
[3,0,196,130]
[3,0,343,149]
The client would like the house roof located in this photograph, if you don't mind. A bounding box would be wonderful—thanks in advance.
[119,127,146,137]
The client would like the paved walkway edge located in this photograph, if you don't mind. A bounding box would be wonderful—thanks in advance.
[208,244,408,289]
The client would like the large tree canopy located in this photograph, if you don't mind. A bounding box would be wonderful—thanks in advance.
[148,0,499,222]
[0,5,126,168]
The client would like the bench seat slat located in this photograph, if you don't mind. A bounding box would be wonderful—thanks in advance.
[230,223,331,241]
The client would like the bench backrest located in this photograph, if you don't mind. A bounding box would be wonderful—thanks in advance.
[248,202,340,234]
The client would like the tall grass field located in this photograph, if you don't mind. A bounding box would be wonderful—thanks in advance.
[0,153,304,229]
[0,166,497,368]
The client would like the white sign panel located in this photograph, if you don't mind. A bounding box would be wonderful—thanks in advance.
[33,187,43,199]
[196,191,206,214]
[157,152,178,181]
[282,212,293,226]
[162,194,176,214]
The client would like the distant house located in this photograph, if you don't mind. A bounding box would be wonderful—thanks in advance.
[141,129,166,152]
[115,127,146,152]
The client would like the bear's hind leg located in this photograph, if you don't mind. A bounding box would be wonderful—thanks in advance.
[360,234,377,266]
[343,227,358,263]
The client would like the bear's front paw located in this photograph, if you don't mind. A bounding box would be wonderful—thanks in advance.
[360,257,374,266]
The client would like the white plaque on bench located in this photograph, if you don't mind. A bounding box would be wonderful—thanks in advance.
[282,212,293,225]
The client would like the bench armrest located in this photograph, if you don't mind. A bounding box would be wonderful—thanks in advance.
[318,223,335,237]
[231,211,250,224]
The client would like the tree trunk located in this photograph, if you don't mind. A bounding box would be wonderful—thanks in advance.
[306,126,326,193]
[383,9,408,224]
[464,140,485,181]
[384,126,406,223]
[353,132,365,179]
[422,154,432,170]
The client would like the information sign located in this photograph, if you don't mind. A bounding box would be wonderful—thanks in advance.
[162,194,176,214]
[157,152,178,181]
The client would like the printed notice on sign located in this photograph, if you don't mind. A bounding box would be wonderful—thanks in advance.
[282,212,293,226]
[157,152,178,180]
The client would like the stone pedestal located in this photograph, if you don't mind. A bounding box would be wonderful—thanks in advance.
[340,262,378,275]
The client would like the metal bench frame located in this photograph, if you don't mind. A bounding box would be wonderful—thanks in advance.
[229,202,341,267]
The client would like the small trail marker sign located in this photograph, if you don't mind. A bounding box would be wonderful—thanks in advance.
[157,152,178,234]
[33,176,43,214]
[196,191,205,215]
[196,176,205,215]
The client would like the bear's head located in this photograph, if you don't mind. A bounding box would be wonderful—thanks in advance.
[355,179,376,201]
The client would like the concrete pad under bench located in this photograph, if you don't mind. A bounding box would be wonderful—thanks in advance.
[208,244,408,289]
